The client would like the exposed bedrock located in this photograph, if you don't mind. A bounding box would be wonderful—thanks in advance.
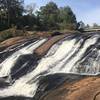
[0,32,100,100]
[38,74,100,100]
[34,34,69,56]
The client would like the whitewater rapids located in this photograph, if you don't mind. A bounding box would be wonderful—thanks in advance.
[0,33,100,99]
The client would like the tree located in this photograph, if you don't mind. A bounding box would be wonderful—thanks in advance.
[0,1,78,31]
[21,14,37,30]
[0,0,24,30]
[77,21,85,32]
[93,23,99,28]
[85,24,90,29]
[37,2,59,30]
[25,3,36,15]
[59,6,77,30]
[0,0,9,30]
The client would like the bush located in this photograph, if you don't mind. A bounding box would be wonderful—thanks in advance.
[0,28,26,42]
[0,30,13,42]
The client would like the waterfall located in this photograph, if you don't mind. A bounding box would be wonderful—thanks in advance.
[0,33,100,99]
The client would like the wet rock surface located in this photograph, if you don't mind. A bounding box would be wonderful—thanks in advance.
[34,34,69,56]
[39,75,100,100]
[0,74,100,100]
[0,33,100,100]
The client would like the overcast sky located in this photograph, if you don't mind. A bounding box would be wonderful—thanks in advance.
[25,0,100,26]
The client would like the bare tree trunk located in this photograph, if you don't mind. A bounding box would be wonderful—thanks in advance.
[5,0,10,27]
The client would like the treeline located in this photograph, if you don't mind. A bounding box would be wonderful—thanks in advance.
[0,0,24,31]
[0,0,79,31]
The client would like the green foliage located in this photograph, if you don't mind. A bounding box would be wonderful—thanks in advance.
[0,1,78,32]
[85,24,90,29]
[58,6,77,30]
[0,0,24,30]
[20,14,37,30]
[37,2,59,30]
[93,23,99,28]
[0,28,26,42]
[77,21,85,32]
[36,2,77,31]
[0,30,13,42]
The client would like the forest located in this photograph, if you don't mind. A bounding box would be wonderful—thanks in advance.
[0,0,78,31]
[0,0,99,42]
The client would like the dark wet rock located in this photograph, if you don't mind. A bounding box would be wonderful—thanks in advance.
[33,74,85,100]
[1,74,100,100]
[0,96,31,100]
[38,74,100,100]
[51,32,62,37]
[0,77,10,88]
[10,53,41,80]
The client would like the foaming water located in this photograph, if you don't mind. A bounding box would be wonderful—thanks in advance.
[0,39,46,77]
[0,33,100,98]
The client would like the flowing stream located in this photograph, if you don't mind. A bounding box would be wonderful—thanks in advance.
[0,33,100,99]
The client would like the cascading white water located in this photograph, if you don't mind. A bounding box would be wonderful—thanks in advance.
[0,39,46,77]
[0,33,100,98]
